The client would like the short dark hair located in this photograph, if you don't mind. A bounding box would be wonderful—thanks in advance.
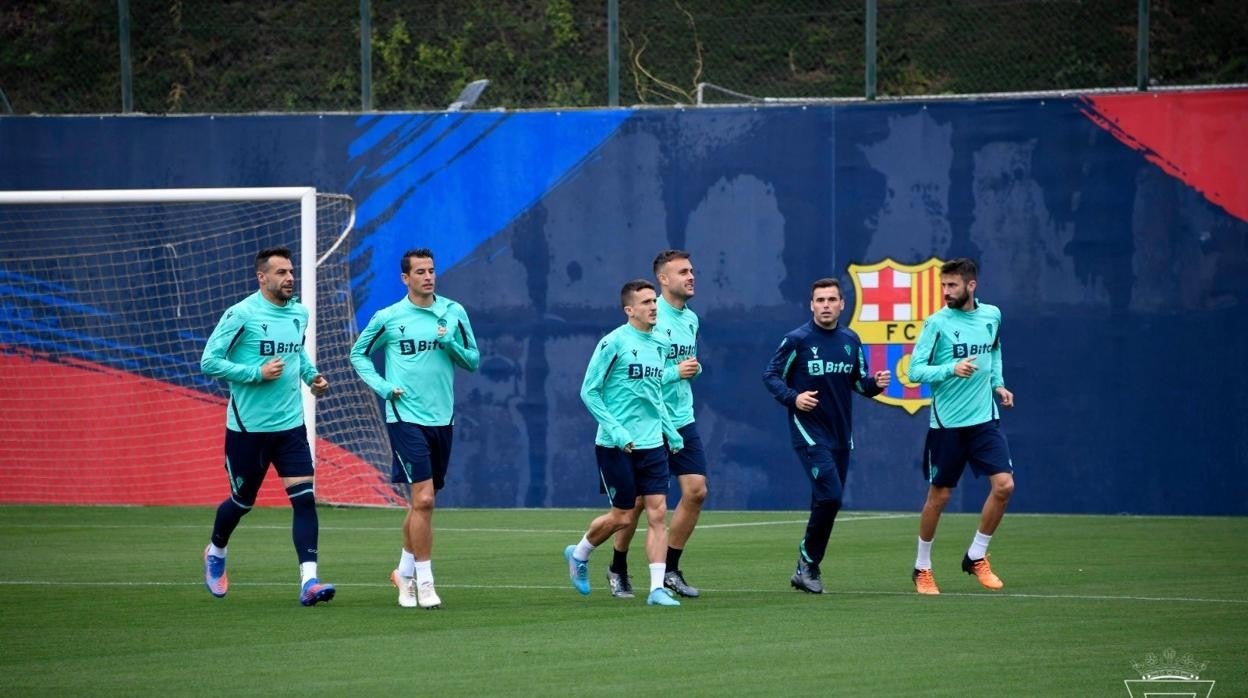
[255,247,292,273]
[620,279,656,307]
[940,257,978,281]
[401,248,435,274]
[653,249,691,277]
[810,277,841,300]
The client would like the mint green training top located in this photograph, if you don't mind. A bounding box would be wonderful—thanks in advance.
[350,294,479,426]
[580,322,683,452]
[200,291,319,433]
[656,295,702,429]
[907,300,1005,429]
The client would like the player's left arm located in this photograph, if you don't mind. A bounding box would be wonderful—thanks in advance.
[659,394,684,454]
[662,359,701,384]
[441,305,481,372]
[662,319,701,384]
[852,341,888,397]
[989,313,1013,407]
[296,311,328,396]
[687,317,703,380]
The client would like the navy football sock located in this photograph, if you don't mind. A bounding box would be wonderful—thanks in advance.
[665,546,684,572]
[287,483,319,564]
[610,547,629,575]
[210,498,250,549]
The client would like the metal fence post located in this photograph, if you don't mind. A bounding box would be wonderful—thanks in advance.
[360,0,373,110]
[118,0,133,113]
[865,0,877,100]
[1137,0,1150,91]
[608,0,620,106]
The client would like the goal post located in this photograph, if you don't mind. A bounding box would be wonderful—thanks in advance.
[0,187,397,506]
[0,187,322,452]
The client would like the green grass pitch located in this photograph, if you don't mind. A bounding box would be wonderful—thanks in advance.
[1,506,1244,696]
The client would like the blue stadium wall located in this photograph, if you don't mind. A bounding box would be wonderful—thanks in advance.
[2,90,1245,515]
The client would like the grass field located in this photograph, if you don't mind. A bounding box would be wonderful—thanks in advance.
[1,506,1244,696]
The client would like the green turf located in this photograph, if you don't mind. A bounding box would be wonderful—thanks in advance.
[1,507,1244,696]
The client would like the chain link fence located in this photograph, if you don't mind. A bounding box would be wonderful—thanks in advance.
[127,2,359,113]
[1,1,120,114]
[623,1,866,104]
[1,0,1244,114]
[1150,0,1248,88]
[876,0,1137,96]
[368,0,607,110]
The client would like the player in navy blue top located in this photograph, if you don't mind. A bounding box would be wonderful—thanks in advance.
[763,277,890,593]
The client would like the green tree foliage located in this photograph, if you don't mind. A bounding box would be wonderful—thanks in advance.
[0,1,119,113]
[0,0,1243,114]
[369,0,600,109]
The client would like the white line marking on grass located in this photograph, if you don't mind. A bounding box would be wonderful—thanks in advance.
[713,588,1248,604]
[0,523,580,534]
[1,579,1243,605]
[0,514,905,535]
[697,513,909,529]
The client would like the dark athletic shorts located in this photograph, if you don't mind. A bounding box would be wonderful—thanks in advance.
[922,420,1012,488]
[224,425,313,504]
[666,422,708,478]
[388,422,453,490]
[596,445,670,510]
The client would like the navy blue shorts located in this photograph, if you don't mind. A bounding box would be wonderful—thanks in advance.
[596,446,670,510]
[224,426,313,505]
[795,445,850,504]
[388,422,453,490]
[922,420,1013,488]
[667,423,708,478]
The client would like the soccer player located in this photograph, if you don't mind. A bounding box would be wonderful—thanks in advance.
[350,248,480,609]
[906,258,1014,595]
[200,247,335,606]
[606,250,706,600]
[762,277,891,594]
[564,279,685,607]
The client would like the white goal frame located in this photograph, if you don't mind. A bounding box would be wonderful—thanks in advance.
[0,187,322,458]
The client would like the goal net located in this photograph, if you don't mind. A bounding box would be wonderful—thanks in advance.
[0,189,401,506]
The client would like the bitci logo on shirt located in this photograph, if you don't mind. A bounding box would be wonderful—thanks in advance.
[259,340,301,356]
[808,360,853,376]
[628,364,662,380]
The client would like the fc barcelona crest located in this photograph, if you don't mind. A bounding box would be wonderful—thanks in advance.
[848,258,946,415]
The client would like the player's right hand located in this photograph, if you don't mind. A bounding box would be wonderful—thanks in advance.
[953,355,978,378]
[610,426,632,450]
[795,390,819,412]
[261,357,284,380]
[623,442,635,453]
[390,388,404,399]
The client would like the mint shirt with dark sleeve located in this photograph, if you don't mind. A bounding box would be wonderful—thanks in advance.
[200,291,319,433]
[762,321,882,450]
[907,300,1004,429]
[350,294,479,426]
[580,323,683,452]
